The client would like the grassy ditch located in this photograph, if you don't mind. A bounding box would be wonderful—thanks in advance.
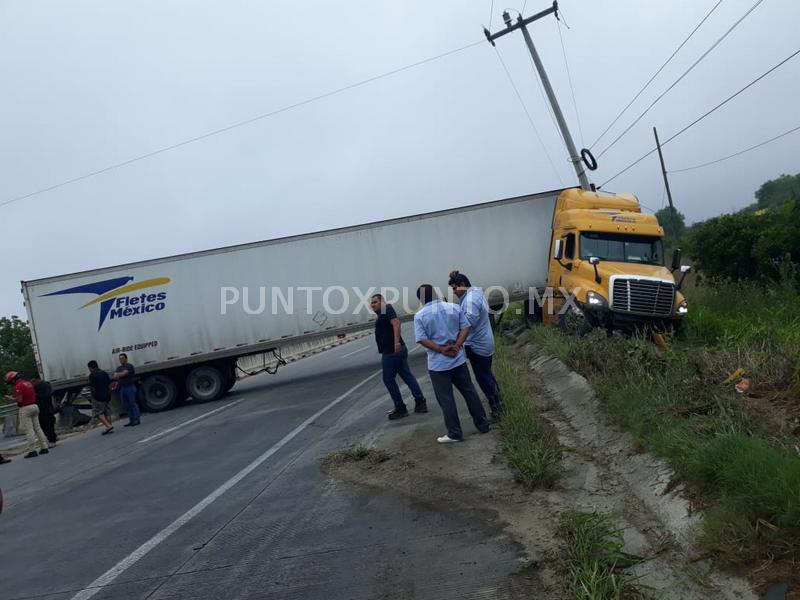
[559,511,649,600]
[493,345,561,489]
[528,279,800,580]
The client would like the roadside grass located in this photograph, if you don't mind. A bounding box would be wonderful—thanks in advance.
[559,510,649,600]
[527,279,800,573]
[494,344,561,489]
[322,445,391,468]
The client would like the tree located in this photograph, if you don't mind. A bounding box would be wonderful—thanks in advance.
[654,206,686,240]
[685,201,800,281]
[0,316,38,384]
[755,173,800,210]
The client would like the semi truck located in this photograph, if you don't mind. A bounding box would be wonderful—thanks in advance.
[21,187,689,412]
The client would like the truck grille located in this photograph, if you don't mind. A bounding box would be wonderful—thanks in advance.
[611,278,675,316]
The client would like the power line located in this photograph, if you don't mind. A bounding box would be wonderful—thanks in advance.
[670,123,800,173]
[596,0,766,159]
[556,15,584,147]
[493,47,566,186]
[1,40,485,210]
[488,0,495,29]
[599,47,800,188]
[589,0,723,150]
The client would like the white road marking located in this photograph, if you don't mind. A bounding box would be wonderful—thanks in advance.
[341,345,370,358]
[70,368,382,600]
[137,398,246,444]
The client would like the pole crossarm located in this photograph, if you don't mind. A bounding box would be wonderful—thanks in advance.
[484,2,559,46]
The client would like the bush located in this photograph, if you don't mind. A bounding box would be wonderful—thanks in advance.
[685,201,800,282]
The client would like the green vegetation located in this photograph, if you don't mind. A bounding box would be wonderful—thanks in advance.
[1,316,38,390]
[654,206,686,241]
[494,344,561,489]
[681,172,800,281]
[529,279,800,570]
[322,445,391,468]
[559,510,648,600]
[684,201,800,281]
[752,173,800,211]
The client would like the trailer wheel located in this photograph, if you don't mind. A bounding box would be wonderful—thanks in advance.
[186,366,225,403]
[140,374,179,412]
[223,364,237,394]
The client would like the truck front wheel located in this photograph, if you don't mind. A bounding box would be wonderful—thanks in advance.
[186,366,225,403]
[558,304,593,336]
[140,374,179,412]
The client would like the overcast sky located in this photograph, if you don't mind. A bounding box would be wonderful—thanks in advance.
[1,0,798,317]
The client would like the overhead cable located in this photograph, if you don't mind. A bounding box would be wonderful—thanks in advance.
[596,0,766,159]
[589,0,724,150]
[1,40,484,209]
[599,47,800,188]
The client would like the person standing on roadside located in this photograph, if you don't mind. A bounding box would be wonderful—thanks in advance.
[370,293,427,420]
[112,353,140,426]
[88,361,114,435]
[4,371,49,458]
[413,284,489,443]
[448,270,504,420]
[31,377,58,445]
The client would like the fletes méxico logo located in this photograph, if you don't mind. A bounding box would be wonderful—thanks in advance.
[43,276,171,330]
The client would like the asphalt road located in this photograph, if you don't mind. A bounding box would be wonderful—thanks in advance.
[0,325,530,600]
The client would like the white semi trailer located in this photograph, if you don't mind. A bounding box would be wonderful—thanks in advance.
[21,190,558,411]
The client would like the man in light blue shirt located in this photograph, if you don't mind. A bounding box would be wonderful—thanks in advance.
[414,284,490,443]
[449,271,503,420]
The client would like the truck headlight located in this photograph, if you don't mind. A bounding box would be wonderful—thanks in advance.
[586,291,607,308]
[677,301,688,315]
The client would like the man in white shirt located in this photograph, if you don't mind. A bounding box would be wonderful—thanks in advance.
[448,270,503,420]
[413,284,490,443]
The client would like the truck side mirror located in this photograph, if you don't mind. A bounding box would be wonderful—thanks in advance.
[671,248,682,272]
[677,264,692,290]
[588,256,601,283]
[553,239,563,261]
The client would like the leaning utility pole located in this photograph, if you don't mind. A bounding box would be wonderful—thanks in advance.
[653,126,681,238]
[485,2,592,191]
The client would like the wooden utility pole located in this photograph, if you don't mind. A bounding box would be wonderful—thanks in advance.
[653,126,680,238]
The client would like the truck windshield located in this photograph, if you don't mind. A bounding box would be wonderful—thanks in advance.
[579,232,664,265]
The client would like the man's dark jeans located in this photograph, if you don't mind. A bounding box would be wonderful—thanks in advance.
[465,346,503,413]
[120,385,140,423]
[429,363,489,440]
[381,346,424,412]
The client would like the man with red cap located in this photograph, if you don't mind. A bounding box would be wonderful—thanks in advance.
[4,371,50,458]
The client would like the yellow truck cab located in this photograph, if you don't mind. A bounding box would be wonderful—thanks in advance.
[545,188,689,333]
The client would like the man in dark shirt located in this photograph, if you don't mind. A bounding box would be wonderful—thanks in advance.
[31,377,57,445]
[370,294,427,420]
[88,360,114,435]
[112,353,140,426]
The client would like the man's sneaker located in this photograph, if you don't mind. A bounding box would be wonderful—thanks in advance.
[102,427,115,435]
[24,451,38,459]
[39,448,50,455]
[387,410,409,421]
[130,421,141,427]
[0,457,11,465]
[437,435,462,444]
[124,422,134,427]
[414,402,428,414]
[478,425,491,434]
